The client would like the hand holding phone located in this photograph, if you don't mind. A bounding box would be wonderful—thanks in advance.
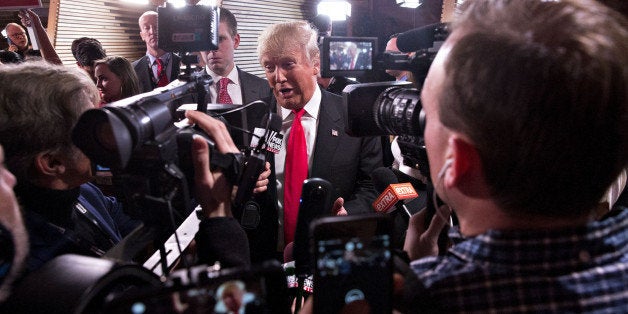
[312,214,394,314]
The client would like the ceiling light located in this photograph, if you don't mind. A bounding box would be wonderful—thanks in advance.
[317,1,352,21]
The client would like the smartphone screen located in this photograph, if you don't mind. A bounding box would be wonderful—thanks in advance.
[312,214,393,314]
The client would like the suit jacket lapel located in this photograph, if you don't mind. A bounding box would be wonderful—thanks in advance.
[169,54,180,82]
[311,92,343,177]
[140,56,155,91]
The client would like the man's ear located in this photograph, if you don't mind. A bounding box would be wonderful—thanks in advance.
[444,136,479,188]
[313,58,320,76]
[233,33,241,49]
[33,151,66,177]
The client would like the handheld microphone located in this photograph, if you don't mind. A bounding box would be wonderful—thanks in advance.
[293,178,334,277]
[371,167,417,217]
[232,112,282,228]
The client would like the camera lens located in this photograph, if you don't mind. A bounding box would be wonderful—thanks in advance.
[95,121,118,153]
[375,87,425,136]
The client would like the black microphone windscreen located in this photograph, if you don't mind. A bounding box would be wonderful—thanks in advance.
[284,241,294,263]
[371,167,399,193]
[267,112,282,132]
[396,23,443,52]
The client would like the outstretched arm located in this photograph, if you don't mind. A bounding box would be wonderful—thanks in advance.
[19,9,62,65]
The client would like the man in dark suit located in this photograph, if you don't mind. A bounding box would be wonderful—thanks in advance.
[256,21,382,260]
[132,11,181,93]
[199,8,272,148]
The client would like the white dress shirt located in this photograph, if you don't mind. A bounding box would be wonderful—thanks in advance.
[205,65,243,105]
[274,85,322,248]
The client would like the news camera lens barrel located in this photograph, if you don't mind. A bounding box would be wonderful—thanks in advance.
[375,87,425,136]
[344,81,425,138]
[73,97,175,169]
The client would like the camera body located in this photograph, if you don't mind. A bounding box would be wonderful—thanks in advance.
[73,75,246,226]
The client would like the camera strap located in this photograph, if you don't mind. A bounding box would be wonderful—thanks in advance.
[73,202,119,246]
[27,210,107,257]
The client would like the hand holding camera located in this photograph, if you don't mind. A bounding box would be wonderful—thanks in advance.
[186,110,240,219]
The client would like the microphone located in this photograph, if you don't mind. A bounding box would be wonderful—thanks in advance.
[293,178,334,277]
[232,112,282,228]
[371,167,417,217]
[396,22,448,53]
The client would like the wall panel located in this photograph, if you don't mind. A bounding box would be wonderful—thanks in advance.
[53,0,151,66]
[222,0,314,76]
[49,0,312,76]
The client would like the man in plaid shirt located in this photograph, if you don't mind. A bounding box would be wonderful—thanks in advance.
[401,0,628,312]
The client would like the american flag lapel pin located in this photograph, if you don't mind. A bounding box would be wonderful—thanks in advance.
[331,129,339,137]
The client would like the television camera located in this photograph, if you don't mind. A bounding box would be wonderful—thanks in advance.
[344,22,449,180]
[72,4,273,233]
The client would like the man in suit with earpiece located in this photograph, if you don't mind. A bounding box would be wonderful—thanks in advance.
[132,11,181,93]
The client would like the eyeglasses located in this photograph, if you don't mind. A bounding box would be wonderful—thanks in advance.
[8,32,26,39]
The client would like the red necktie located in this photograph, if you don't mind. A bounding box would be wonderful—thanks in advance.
[218,77,233,104]
[284,109,308,245]
[155,58,169,87]
[350,57,355,69]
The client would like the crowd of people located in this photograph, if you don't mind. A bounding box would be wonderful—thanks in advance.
[0,0,627,312]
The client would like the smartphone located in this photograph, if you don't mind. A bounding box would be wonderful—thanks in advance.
[312,214,394,314]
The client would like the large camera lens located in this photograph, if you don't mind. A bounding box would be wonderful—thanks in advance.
[375,87,425,136]
[344,81,425,137]
[95,121,118,153]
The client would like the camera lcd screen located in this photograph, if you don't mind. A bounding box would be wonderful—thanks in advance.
[321,36,378,78]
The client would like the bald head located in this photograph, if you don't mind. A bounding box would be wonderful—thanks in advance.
[5,23,28,51]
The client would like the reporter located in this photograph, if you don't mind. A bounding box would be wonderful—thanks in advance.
[401,0,628,312]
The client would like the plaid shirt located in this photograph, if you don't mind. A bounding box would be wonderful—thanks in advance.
[406,208,628,313]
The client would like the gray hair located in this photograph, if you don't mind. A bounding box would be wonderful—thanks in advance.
[0,62,99,182]
[257,20,319,65]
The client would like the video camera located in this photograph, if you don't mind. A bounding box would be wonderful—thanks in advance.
[72,4,273,230]
[344,22,449,180]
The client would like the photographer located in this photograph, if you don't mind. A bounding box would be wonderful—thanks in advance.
[0,62,139,273]
[398,0,628,312]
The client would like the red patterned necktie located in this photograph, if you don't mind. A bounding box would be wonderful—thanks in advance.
[283,109,308,245]
[218,77,233,104]
[155,58,169,87]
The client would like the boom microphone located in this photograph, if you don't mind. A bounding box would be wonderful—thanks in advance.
[371,167,417,217]
[396,22,448,53]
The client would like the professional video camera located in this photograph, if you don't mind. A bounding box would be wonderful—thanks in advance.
[344,22,449,180]
[72,4,274,231]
